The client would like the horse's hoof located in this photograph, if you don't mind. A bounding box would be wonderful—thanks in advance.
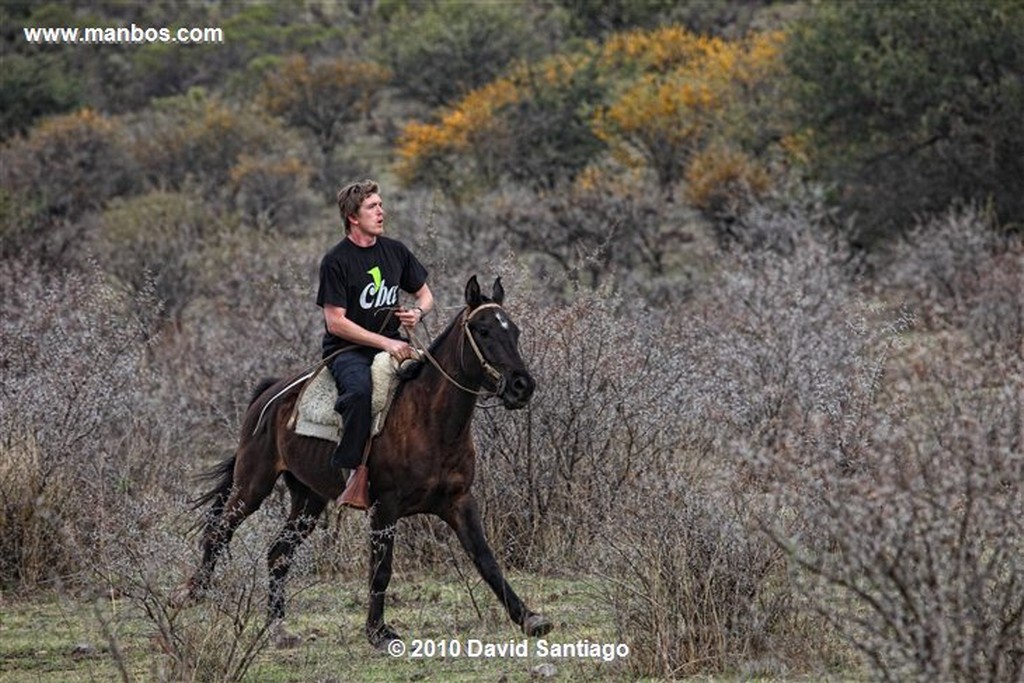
[367,623,401,651]
[523,613,553,637]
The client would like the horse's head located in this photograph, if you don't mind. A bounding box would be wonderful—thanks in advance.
[462,276,535,409]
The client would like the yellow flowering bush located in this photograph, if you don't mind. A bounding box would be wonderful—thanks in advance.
[684,144,772,216]
[396,56,586,188]
[396,24,791,208]
[595,30,786,190]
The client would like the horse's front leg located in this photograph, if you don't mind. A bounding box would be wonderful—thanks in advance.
[443,494,552,637]
[366,502,401,648]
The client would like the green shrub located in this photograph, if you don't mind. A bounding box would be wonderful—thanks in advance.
[0,108,138,264]
[129,91,305,204]
[786,0,1024,242]
[259,54,391,161]
[98,191,222,320]
[378,2,555,108]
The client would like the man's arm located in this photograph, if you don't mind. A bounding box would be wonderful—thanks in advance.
[323,305,416,360]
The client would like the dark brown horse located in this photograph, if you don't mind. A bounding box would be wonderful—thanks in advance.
[179,276,552,646]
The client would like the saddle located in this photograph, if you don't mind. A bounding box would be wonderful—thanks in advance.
[286,351,409,443]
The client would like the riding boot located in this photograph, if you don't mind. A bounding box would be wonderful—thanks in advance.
[338,465,370,510]
[339,435,374,510]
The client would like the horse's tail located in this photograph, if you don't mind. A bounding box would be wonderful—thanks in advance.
[190,456,236,511]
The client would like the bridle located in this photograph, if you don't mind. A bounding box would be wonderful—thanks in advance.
[409,303,508,398]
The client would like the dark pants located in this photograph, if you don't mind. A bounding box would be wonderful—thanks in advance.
[327,348,375,470]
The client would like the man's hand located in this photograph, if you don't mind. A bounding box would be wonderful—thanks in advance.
[383,338,417,362]
[395,305,423,329]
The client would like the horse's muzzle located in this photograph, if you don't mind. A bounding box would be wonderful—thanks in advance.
[501,370,535,409]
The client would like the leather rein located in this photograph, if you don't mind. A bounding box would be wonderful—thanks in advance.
[252,303,506,436]
[407,303,506,399]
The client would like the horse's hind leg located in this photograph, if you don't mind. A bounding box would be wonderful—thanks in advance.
[185,448,279,601]
[442,493,552,637]
[267,474,327,623]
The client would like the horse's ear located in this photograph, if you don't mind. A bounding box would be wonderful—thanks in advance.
[491,277,505,305]
[465,275,483,308]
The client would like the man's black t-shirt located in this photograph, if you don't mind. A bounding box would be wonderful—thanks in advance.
[316,236,428,357]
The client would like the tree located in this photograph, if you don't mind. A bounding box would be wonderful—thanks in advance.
[378,1,555,108]
[259,54,391,162]
[396,24,792,223]
[0,108,137,264]
[786,0,1024,243]
[97,191,215,321]
[593,27,787,195]
[129,91,304,204]
[556,0,676,38]
[487,57,607,191]
[0,53,81,139]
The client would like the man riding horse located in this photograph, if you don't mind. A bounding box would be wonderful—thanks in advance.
[318,179,433,508]
[177,179,553,646]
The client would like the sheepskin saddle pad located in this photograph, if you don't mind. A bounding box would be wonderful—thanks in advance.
[287,352,410,443]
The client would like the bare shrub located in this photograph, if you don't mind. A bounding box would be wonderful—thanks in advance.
[399,180,702,305]
[438,210,857,677]
[882,204,1023,361]
[883,204,1004,325]
[703,204,1024,681]
[144,227,322,443]
[963,241,1023,361]
[94,497,284,682]
[759,342,1023,681]
[595,481,790,678]
[458,250,834,677]
[680,209,877,469]
[487,180,698,293]
[472,279,686,568]
[0,260,155,588]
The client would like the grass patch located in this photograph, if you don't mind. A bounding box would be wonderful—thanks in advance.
[1,572,635,682]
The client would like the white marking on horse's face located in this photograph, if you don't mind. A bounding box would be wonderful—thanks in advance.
[495,311,510,330]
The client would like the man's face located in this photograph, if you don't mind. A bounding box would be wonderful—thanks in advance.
[348,193,385,237]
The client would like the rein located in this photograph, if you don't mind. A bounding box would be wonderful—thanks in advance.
[253,304,507,436]
[407,303,506,399]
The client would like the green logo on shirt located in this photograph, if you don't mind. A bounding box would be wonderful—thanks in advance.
[367,266,383,291]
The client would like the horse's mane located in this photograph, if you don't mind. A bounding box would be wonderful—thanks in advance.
[427,305,474,356]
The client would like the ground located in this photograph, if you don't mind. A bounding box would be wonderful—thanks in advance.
[0,571,643,682]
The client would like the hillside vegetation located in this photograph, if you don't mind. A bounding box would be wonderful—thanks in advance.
[2,1,1021,681]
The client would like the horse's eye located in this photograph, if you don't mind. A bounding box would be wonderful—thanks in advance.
[477,327,489,338]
